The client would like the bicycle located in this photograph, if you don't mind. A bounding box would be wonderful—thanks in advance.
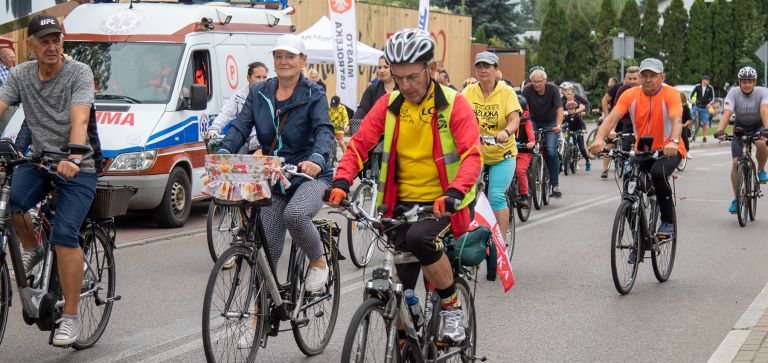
[336,200,482,363]
[722,128,764,227]
[530,128,553,209]
[690,108,702,142]
[0,141,124,349]
[201,160,341,362]
[561,126,583,176]
[601,139,677,295]
[204,134,245,265]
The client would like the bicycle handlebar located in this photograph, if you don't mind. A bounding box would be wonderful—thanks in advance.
[281,164,315,181]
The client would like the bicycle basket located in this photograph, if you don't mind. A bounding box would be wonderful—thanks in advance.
[87,184,138,218]
[202,154,281,202]
[444,226,492,267]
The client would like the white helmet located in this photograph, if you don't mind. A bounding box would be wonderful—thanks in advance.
[738,66,758,80]
[384,29,435,65]
[560,82,574,90]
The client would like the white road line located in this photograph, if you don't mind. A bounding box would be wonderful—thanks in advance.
[517,195,618,232]
[708,281,768,363]
[136,338,202,363]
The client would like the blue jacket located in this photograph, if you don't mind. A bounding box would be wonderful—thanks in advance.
[220,74,334,195]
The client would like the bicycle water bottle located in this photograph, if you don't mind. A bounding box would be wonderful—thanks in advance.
[404,289,424,329]
[623,160,631,176]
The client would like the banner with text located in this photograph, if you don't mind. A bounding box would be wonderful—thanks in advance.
[328,0,358,108]
[471,192,515,292]
[418,0,429,30]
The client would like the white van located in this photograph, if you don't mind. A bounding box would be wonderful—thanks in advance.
[3,1,293,227]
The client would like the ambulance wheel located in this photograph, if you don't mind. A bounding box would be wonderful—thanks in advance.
[154,167,192,228]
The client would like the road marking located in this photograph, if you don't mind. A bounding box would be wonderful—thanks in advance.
[135,336,202,363]
[517,195,618,232]
[708,281,768,363]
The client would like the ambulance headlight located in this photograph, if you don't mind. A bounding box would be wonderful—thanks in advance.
[109,150,157,171]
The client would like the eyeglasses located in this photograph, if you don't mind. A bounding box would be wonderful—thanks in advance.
[475,63,494,69]
[391,67,427,85]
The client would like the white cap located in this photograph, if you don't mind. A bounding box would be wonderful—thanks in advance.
[272,34,305,55]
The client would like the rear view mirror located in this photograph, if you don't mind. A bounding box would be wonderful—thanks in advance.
[189,84,207,110]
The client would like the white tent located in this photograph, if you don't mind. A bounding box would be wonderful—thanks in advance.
[298,16,383,65]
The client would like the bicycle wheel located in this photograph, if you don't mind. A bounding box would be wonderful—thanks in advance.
[347,182,377,268]
[292,228,341,356]
[750,167,758,221]
[505,189,516,263]
[513,182,530,222]
[207,201,242,263]
[429,278,477,363]
[651,204,677,282]
[586,128,597,147]
[736,163,749,227]
[530,158,542,210]
[0,260,9,346]
[541,162,550,206]
[562,143,571,176]
[340,298,395,363]
[73,225,116,350]
[202,246,264,362]
[611,200,640,295]
[570,147,578,174]
[676,154,688,171]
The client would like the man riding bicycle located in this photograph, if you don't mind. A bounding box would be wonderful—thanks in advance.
[590,58,684,238]
[714,66,768,214]
[0,15,98,346]
[691,75,716,143]
[327,28,482,344]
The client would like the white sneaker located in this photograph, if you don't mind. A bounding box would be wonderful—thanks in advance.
[304,266,328,292]
[687,152,693,159]
[237,329,255,349]
[53,315,81,347]
[22,245,44,273]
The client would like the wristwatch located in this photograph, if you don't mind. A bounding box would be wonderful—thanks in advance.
[67,158,82,166]
[671,139,680,144]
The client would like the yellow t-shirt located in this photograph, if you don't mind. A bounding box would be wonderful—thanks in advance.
[462,82,522,164]
[329,105,348,133]
[396,83,443,202]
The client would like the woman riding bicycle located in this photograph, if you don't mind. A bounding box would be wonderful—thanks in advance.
[461,51,521,243]
[218,34,335,292]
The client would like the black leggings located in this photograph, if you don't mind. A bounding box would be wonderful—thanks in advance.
[639,155,681,223]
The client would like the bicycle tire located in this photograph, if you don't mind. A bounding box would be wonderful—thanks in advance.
[611,200,640,295]
[676,154,688,171]
[651,204,677,282]
[513,182,530,222]
[586,128,597,147]
[542,161,550,206]
[202,246,264,362]
[0,260,9,347]
[736,163,749,227]
[206,201,242,264]
[340,297,396,363]
[72,225,116,350]
[505,188,516,263]
[570,146,578,174]
[530,158,542,210]
[428,277,477,363]
[562,143,571,176]
[347,182,377,268]
[750,166,758,221]
[292,226,341,356]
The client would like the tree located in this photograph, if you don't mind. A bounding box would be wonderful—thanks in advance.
[564,11,593,83]
[434,0,522,47]
[732,0,764,70]
[711,0,735,88]
[618,0,641,36]
[518,0,541,31]
[686,0,712,83]
[659,0,688,84]
[639,0,661,59]
[536,0,568,79]
[595,0,617,36]
[474,26,487,44]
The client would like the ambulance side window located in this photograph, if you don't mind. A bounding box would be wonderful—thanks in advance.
[182,50,212,101]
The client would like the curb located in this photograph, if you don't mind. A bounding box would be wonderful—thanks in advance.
[116,228,206,249]
[708,282,768,362]
[689,140,729,151]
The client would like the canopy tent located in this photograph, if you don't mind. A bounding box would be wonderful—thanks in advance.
[298,16,383,65]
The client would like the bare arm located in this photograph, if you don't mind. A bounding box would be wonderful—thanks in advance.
[555,107,564,127]
[601,93,611,117]
[69,105,90,153]
[717,109,733,133]
[761,104,768,129]
[0,101,9,119]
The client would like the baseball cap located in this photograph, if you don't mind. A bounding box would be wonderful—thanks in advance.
[701,75,710,81]
[330,95,340,107]
[474,51,499,65]
[27,15,63,38]
[639,58,664,74]
[272,34,305,55]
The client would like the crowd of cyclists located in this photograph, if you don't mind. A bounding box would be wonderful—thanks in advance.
[3,15,768,360]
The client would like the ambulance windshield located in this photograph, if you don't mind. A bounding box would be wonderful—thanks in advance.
[64,42,185,104]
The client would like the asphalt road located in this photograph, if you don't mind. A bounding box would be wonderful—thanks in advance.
[3,144,768,362]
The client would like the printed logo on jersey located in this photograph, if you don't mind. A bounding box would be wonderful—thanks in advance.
[472,103,501,131]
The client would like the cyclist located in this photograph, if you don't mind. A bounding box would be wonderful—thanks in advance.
[206,61,268,153]
[327,28,482,344]
[600,66,641,178]
[714,66,768,214]
[691,75,716,143]
[522,68,564,198]
[514,95,535,208]
[563,100,591,171]
[590,58,684,238]
[329,95,349,153]
[0,15,98,346]
[218,34,334,292]
[462,51,521,243]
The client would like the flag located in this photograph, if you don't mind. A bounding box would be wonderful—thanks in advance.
[328,0,358,108]
[470,192,515,292]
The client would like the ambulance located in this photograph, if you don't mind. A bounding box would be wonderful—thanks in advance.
[4,1,294,227]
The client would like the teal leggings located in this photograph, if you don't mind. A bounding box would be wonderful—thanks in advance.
[485,158,517,211]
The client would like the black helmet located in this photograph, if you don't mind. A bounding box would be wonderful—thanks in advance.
[330,95,340,107]
[517,95,528,111]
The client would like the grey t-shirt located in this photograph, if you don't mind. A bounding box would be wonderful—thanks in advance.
[0,59,96,173]
[724,86,768,128]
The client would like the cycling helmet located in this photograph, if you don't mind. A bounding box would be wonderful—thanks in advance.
[529,65,545,74]
[565,100,578,109]
[560,82,574,90]
[738,66,758,80]
[384,28,435,65]
[517,94,528,110]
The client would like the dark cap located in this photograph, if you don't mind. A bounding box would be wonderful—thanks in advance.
[27,15,63,38]
[701,75,710,81]
[330,95,340,107]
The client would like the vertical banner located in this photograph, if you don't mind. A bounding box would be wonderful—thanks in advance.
[328,0,358,108]
[470,192,515,292]
[418,0,430,30]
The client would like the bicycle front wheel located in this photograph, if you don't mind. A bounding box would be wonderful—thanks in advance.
[691,119,700,142]
[750,167,758,221]
[611,200,640,295]
[562,143,571,176]
[206,201,243,263]
[586,128,597,147]
[530,158,542,210]
[541,161,550,206]
[428,277,477,363]
[505,189,516,263]
[651,205,677,282]
[347,182,377,268]
[0,259,9,346]
[736,163,750,227]
[73,225,116,350]
[341,298,396,363]
[202,246,264,363]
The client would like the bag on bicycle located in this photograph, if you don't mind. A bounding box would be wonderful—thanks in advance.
[444,226,492,266]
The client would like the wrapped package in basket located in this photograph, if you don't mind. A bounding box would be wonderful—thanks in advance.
[202,154,283,202]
